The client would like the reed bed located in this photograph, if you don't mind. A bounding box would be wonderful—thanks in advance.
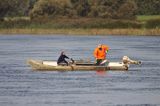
[0,28,160,36]
[0,16,160,36]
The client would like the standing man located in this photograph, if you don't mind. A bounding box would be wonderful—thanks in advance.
[93,44,109,65]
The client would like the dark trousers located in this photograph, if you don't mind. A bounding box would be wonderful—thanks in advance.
[96,59,103,65]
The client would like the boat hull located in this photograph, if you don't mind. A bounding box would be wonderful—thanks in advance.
[27,59,128,71]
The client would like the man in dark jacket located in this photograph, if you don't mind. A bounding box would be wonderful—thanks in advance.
[57,51,69,66]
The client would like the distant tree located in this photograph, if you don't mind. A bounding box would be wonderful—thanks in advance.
[29,0,38,10]
[30,0,137,20]
[116,0,137,19]
[88,0,137,19]
[0,0,29,19]
[26,0,38,15]
[30,0,72,19]
[135,0,160,15]
[71,0,90,17]
[14,0,29,16]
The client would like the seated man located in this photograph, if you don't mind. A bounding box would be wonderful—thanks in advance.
[57,51,70,66]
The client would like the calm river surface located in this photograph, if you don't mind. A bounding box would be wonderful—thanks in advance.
[0,34,160,106]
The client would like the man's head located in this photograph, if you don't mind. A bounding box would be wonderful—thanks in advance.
[98,44,102,50]
[61,51,64,55]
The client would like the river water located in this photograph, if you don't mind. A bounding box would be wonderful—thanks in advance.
[0,34,160,106]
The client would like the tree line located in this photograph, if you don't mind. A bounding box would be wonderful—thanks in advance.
[135,0,160,15]
[0,0,160,20]
[30,0,137,20]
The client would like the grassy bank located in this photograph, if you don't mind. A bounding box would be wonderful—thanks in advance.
[0,28,160,36]
[137,15,160,22]
[0,16,160,36]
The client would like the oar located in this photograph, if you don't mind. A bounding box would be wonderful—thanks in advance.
[100,59,109,65]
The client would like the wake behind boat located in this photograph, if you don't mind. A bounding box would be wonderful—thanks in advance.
[27,56,141,71]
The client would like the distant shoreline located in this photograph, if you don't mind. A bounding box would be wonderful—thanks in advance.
[1,16,160,36]
[0,28,160,36]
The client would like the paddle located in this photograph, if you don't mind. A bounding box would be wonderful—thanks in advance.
[100,59,109,65]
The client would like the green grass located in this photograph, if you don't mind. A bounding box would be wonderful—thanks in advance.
[137,15,160,22]
[2,16,160,29]
[0,17,142,29]
[0,28,160,36]
[4,16,30,21]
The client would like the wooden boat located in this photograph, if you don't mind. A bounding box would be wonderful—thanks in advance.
[27,56,141,71]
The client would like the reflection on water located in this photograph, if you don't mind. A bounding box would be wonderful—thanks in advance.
[0,34,160,106]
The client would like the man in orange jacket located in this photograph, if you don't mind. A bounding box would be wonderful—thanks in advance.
[93,44,109,65]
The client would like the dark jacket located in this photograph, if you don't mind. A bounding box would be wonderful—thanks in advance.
[57,54,69,64]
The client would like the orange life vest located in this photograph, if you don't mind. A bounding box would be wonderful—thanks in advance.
[102,45,109,52]
[94,47,106,59]
[93,44,109,59]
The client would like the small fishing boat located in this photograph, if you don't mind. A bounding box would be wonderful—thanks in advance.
[27,56,141,71]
